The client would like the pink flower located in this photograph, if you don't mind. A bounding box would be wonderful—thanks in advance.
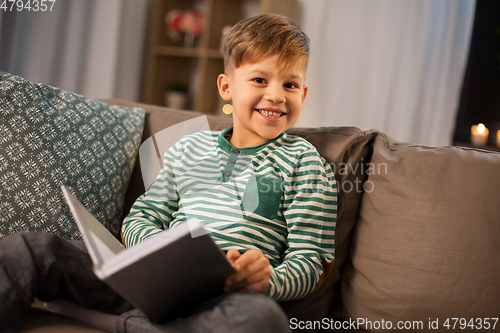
[180,10,203,36]
[166,9,204,40]
[166,9,183,39]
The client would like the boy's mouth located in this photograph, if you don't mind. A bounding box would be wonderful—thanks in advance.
[255,109,286,118]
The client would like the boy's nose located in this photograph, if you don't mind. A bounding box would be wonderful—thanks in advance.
[264,85,285,104]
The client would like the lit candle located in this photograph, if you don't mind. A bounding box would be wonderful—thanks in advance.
[497,130,500,148]
[470,123,489,146]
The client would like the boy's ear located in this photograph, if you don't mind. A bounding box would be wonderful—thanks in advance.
[217,74,232,101]
[302,85,308,103]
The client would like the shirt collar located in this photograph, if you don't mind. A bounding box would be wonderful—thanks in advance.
[217,127,285,155]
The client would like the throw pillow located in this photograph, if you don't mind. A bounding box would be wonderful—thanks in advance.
[0,71,145,240]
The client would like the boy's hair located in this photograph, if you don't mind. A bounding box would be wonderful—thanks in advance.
[221,14,310,75]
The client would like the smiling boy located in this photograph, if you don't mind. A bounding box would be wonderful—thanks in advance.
[122,13,337,307]
[217,13,336,298]
[0,14,336,333]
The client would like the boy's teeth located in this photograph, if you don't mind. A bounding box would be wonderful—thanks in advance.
[258,109,283,117]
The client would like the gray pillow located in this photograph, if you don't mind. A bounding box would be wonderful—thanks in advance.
[0,71,145,239]
[341,134,500,332]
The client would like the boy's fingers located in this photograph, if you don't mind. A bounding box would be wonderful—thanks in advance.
[229,255,269,283]
[226,249,241,265]
[224,249,271,293]
[232,249,266,271]
[240,266,271,286]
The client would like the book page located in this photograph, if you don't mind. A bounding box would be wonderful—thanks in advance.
[89,229,120,264]
[61,185,124,267]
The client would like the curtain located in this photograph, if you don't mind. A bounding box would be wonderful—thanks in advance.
[0,0,149,101]
[296,0,476,146]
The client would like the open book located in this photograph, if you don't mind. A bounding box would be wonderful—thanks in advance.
[61,185,234,323]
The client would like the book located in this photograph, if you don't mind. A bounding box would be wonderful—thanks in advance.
[61,184,234,323]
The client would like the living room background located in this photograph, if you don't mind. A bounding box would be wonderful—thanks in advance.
[0,0,149,101]
[0,0,480,147]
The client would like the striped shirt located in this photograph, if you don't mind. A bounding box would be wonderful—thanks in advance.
[122,127,337,301]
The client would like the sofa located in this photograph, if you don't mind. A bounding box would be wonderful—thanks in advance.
[1,73,498,332]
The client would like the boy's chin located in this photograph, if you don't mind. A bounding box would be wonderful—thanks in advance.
[260,121,296,135]
[257,127,287,140]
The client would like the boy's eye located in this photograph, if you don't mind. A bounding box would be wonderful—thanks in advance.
[253,78,266,84]
[284,82,298,89]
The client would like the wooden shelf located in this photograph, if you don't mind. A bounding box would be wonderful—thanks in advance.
[142,0,300,115]
[154,46,223,59]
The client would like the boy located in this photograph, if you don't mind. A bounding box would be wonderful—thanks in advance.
[0,13,336,333]
[123,13,337,301]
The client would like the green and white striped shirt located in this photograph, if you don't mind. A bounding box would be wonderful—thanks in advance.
[122,127,337,301]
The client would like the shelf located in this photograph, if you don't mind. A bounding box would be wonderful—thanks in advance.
[142,0,300,115]
[154,46,223,59]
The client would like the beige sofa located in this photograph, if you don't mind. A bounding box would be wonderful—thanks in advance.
[19,100,500,332]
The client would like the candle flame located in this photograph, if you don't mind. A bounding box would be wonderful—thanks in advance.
[477,123,486,135]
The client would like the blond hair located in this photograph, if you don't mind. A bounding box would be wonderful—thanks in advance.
[220,14,310,75]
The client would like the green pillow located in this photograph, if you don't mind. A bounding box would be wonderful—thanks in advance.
[0,71,145,240]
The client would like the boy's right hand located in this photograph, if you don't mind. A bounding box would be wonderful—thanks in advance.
[224,249,271,294]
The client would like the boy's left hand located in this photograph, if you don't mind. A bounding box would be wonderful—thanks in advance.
[224,249,271,294]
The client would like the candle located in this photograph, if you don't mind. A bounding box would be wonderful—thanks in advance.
[470,123,489,146]
[497,130,500,148]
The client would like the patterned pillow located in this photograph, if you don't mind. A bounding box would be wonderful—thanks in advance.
[0,71,145,240]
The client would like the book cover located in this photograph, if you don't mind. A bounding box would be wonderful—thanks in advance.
[61,185,234,323]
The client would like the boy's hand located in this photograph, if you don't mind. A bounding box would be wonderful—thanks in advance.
[224,249,271,294]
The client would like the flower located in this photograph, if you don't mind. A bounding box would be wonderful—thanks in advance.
[166,9,204,41]
[165,9,182,40]
[181,10,203,36]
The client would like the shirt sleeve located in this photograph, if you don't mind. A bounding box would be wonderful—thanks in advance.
[121,143,181,248]
[267,147,337,301]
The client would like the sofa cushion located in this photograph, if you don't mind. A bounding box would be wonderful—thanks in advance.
[0,72,145,240]
[341,134,500,332]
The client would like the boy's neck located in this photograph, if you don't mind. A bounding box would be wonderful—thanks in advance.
[225,128,274,148]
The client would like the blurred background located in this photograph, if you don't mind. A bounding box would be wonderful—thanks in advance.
[0,0,499,148]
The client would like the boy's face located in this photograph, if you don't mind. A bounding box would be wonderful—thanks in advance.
[217,54,308,148]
